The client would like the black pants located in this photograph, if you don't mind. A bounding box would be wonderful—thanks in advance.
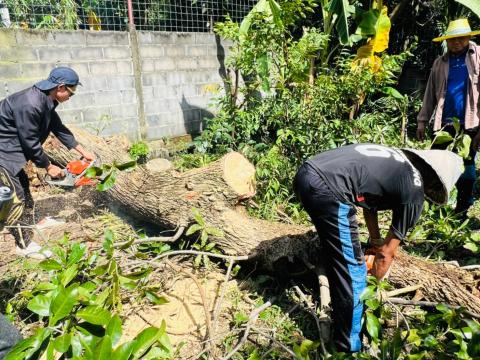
[294,163,366,352]
[0,314,22,359]
[432,125,477,214]
[0,167,33,247]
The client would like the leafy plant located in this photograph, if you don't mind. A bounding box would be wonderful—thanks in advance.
[185,207,223,268]
[85,159,136,192]
[128,142,150,162]
[5,233,172,360]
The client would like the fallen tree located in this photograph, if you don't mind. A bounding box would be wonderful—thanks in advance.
[43,127,480,313]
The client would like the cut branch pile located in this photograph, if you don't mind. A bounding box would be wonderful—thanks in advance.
[43,127,480,314]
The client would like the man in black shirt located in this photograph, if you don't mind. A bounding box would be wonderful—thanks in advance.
[0,67,95,259]
[293,143,463,353]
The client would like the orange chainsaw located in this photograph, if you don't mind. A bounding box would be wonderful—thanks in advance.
[46,159,99,188]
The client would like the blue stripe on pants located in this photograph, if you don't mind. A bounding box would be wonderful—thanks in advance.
[338,203,367,352]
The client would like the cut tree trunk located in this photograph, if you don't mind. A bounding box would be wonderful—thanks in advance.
[43,127,480,313]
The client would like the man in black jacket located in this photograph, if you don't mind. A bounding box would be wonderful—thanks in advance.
[294,143,463,353]
[0,67,95,259]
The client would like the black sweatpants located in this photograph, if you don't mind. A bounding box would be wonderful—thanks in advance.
[0,167,33,247]
[0,314,22,359]
[294,163,367,353]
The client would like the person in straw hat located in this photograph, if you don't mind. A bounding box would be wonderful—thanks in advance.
[417,18,480,217]
[293,143,462,353]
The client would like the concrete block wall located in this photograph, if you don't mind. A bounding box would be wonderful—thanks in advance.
[0,29,139,138]
[138,32,225,140]
[0,29,228,140]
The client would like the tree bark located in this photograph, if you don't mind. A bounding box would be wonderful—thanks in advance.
[43,127,480,313]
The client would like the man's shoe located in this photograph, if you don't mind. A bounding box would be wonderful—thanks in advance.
[16,241,53,260]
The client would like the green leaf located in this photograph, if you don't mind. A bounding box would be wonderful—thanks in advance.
[49,285,79,326]
[85,166,103,179]
[366,312,381,340]
[61,264,79,286]
[191,207,205,226]
[186,224,202,236]
[103,229,114,258]
[96,169,117,191]
[131,326,165,359]
[67,243,86,266]
[115,160,137,171]
[113,341,135,360]
[39,259,62,271]
[5,328,52,360]
[464,242,479,253]
[457,134,472,159]
[205,226,223,237]
[76,305,112,326]
[383,86,404,100]
[247,349,262,360]
[53,333,72,353]
[433,131,454,145]
[455,0,480,18]
[93,335,113,360]
[27,294,52,317]
[107,314,123,346]
[328,0,352,44]
[145,291,169,305]
[33,282,58,292]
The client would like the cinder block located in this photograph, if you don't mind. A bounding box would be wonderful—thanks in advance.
[141,59,155,73]
[149,32,176,45]
[80,76,108,91]
[55,109,82,124]
[82,106,112,123]
[1,47,38,62]
[142,73,167,86]
[0,30,17,47]
[137,31,152,44]
[139,45,165,58]
[177,58,198,70]
[4,80,35,95]
[89,61,118,75]
[15,30,55,46]
[103,47,132,60]
[184,72,210,84]
[37,47,72,62]
[186,45,208,57]
[141,87,155,101]
[106,76,135,91]
[116,61,133,75]
[86,31,129,46]
[166,72,185,86]
[0,63,22,78]
[198,58,219,69]
[62,62,90,77]
[19,63,52,78]
[70,47,103,61]
[94,90,123,106]
[110,104,138,119]
[165,45,185,57]
[99,119,137,137]
[121,89,137,103]
[52,31,86,46]
[176,33,196,44]
[154,58,176,71]
[195,33,216,45]
[60,93,96,110]
[153,86,177,99]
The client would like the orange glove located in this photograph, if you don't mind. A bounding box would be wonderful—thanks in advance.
[364,247,380,274]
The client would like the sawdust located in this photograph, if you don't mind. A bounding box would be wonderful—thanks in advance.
[121,269,243,358]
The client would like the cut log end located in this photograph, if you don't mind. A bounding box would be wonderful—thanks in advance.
[221,152,256,198]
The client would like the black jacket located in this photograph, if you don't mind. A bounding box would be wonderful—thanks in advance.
[0,86,78,176]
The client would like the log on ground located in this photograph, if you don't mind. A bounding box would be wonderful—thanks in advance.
[43,127,480,313]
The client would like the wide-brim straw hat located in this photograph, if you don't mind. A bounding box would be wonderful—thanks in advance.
[433,18,480,42]
[400,149,463,205]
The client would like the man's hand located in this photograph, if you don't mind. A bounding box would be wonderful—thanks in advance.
[371,233,401,280]
[416,123,426,141]
[74,144,95,162]
[47,164,65,179]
